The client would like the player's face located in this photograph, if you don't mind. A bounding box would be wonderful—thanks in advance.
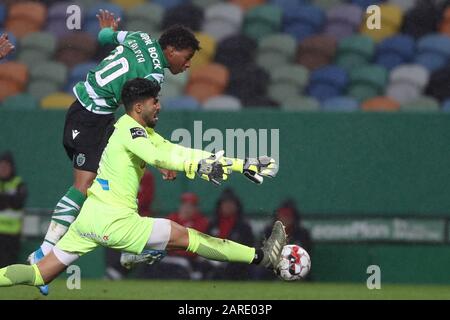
[168,47,195,74]
[141,97,161,128]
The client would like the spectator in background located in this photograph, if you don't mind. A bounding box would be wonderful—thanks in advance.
[0,151,27,267]
[105,168,157,280]
[206,188,255,280]
[257,199,313,280]
[0,33,14,60]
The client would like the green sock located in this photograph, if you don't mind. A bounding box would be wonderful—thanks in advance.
[186,228,255,264]
[42,186,86,253]
[0,264,44,287]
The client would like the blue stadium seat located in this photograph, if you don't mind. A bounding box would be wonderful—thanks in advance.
[163,95,201,111]
[442,99,450,112]
[0,4,6,28]
[415,34,450,72]
[321,96,360,112]
[282,4,325,41]
[64,61,97,92]
[307,65,348,102]
[351,0,386,8]
[375,34,415,70]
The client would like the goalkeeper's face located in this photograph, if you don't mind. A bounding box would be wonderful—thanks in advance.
[140,97,161,128]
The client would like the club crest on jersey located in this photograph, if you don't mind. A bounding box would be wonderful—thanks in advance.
[130,127,147,139]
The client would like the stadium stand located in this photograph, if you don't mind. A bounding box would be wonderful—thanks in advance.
[1,0,450,111]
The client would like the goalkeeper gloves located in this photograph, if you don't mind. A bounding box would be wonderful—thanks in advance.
[184,150,232,186]
[243,156,278,184]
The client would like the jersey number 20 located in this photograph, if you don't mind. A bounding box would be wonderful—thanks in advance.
[95,46,129,87]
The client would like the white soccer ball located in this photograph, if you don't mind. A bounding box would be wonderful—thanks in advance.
[276,244,311,281]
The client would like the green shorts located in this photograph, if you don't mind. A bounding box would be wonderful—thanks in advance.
[57,197,153,256]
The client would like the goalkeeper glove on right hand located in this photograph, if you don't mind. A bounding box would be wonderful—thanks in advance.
[243,156,278,184]
[185,150,232,186]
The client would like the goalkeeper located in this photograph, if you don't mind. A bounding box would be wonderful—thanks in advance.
[0,78,285,289]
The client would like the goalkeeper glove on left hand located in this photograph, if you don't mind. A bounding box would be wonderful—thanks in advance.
[243,156,278,184]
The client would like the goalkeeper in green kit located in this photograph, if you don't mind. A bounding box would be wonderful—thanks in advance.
[27,10,199,295]
[0,78,285,289]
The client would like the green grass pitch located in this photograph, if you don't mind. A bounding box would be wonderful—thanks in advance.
[0,280,449,300]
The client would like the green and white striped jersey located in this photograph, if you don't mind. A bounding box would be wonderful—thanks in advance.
[73,28,169,114]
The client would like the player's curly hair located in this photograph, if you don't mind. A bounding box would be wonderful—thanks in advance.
[158,25,201,52]
[121,78,160,112]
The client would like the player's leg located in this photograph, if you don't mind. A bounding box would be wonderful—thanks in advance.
[0,250,71,287]
[147,219,287,270]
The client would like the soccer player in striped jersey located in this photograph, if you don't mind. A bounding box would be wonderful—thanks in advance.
[27,10,199,295]
[0,78,284,291]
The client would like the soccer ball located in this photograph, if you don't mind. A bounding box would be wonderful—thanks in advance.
[276,244,311,281]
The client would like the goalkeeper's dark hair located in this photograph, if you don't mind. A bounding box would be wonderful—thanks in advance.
[121,78,161,112]
[158,25,200,52]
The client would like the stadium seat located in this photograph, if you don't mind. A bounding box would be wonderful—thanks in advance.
[351,0,385,9]
[190,33,216,71]
[375,34,415,70]
[160,82,184,101]
[0,4,6,28]
[268,65,309,104]
[296,34,337,71]
[1,93,38,110]
[40,92,75,109]
[161,3,204,31]
[315,0,345,10]
[28,61,68,100]
[110,0,145,11]
[202,3,243,42]
[386,64,429,104]
[389,0,418,12]
[214,35,257,69]
[425,64,450,103]
[192,0,223,9]
[202,95,242,111]
[152,0,185,10]
[162,95,200,110]
[64,61,97,92]
[335,34,375,71]
[257,33,297,70]
[230,0,266,11]
[360,4,403,43]
[56,33,97,69]
[243,4,282,41]
[323,4,363,41]
[400,96,440,112]
[85,3,124,37]
[361,96,400,111]
[226,64,271,106]
[414,34,450,72]
[348,65,388,102]
[5,1,47,38]
[280,95,320,111]
[46,1,83,38]
[125,3,164,36]
[18,32,57,67]
[282,4,325,42]
[0,62,28,102]
[441,99,450,112]
[321,96,359,112]
[186,63,230,103]
[307,65,348,102]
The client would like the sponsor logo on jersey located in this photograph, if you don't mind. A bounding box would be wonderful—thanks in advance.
[130,127,147,139]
